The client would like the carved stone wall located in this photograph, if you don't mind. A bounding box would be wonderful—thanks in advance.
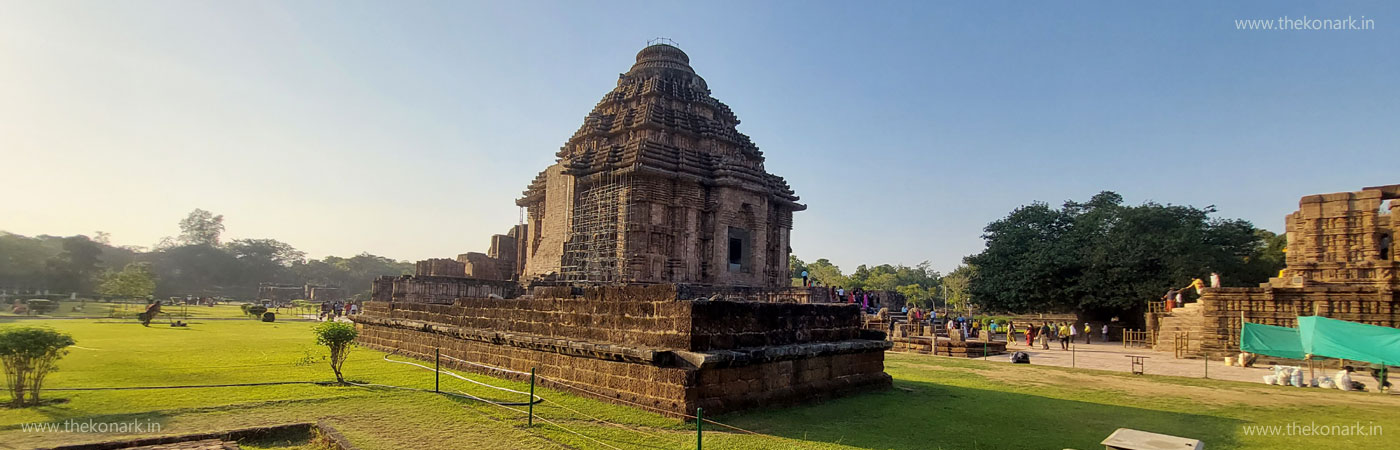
[1189,184,1399,357]
[514,44,803,288]
[352,284,891,416]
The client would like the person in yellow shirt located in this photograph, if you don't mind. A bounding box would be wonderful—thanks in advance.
[1057,323,1071,350]
[1083,323,1093,344]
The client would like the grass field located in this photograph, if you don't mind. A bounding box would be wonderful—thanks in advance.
[0,319,1395,449]
[0,301,310,320]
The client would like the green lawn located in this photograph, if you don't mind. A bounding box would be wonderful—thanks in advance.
[0,301,311,320]
[0,319,1395,449]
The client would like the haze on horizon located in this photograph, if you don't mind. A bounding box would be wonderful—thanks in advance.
[2,1,1396,273]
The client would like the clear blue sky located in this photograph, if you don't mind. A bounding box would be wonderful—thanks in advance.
[2,1,1395,274]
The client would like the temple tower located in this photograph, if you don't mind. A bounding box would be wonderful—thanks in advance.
[516,43,805,287]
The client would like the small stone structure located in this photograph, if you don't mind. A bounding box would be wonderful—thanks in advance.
[353,285,891,416]
[1156,184,1399,357]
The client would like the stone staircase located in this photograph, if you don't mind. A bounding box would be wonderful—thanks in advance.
[1152,302,1204,355]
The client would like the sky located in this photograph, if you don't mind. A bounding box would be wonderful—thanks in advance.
[2,1,1396,274]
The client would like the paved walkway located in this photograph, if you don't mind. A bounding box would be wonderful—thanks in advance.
[976,337,1275,383]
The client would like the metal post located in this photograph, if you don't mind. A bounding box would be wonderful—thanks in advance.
[696,407,703,450]
[1071,341,1075,368]
[434,348,440,393]
[1204,355,1209,379]
[528,368,536,427]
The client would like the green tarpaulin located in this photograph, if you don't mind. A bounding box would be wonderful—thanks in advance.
[1240,323,1307,360]
[1298,316,1400,365]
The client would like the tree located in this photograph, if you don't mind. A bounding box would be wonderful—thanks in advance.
[965,191,1276,321]
[313,321,358,384]
[44,236,103,294]
[0,327,75,407]
[804,258,847,288]
[789,255,808,279]
[177,209,225,246]
[97,263,157,300]
[942,264,975,311]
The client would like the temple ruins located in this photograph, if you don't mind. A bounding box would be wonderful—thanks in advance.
[352,42,891,416]
[1152,184,1399,357]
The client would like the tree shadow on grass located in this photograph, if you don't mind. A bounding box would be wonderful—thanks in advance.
[720,379,1241,450]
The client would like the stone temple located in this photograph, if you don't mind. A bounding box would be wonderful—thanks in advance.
[353,43,891,417]
[516,43,804,287]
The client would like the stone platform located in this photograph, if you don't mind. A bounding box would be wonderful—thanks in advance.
[352,284,892,417]
[891,336,1006,358]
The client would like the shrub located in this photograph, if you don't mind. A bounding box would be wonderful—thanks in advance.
[240,304,250,315]
[313,322,358,384]
[247,305,268,318]
[0,327,75,407]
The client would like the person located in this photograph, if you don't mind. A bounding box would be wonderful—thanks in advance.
[1183,278,1207,301]
[1083,322,1092,344]
[1162,290,1177,313]
[1370,363,1391,392]
[801,270,809,287]
[1039,323,1051,350]
[1026,323,1036,346]
[344,302,352,317]
[140,300,162,327]
[1058,323,1071,350]
[1337,366,1360,391]
[836,286,845,300]
[319,302,330,321]
[1005,322,1015,345]
[1210,272,1221,288]
[349,303,359,315]
[1101,324,1109,342]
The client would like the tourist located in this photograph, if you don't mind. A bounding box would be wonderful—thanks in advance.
[1210,272,1221,288]
[1058,323,1070,350]
[1039,323,1051,349]
[1083,322,1092,344]
[1162,290,1177,313]
[1337,366,1360,391]
[1184,278,1206,301]
[349,303,359,315]
[1004,322,1014,345]
[836,286,845,300]
[1101,324,1108,342]
[1369,363,1391,392]
[1026,323,1036,346]
[801,270,809,287]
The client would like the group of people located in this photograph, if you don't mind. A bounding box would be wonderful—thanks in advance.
[319,301,359,320]
[1162,273,1220,312]
[826,285,885,313]
[1010,322,1108,350]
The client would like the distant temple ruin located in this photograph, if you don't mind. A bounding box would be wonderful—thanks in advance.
[1154,184,1399,357]
[353,43,890,417]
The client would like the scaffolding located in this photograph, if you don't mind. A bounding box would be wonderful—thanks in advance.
[560,170,632,283]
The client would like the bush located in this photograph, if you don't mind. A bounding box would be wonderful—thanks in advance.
[247,305,268,318]
[314,322,358,384]
[240,304,250,315]
[0,327,75,407]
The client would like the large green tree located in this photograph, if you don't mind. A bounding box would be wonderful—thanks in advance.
[44,236,104,294]
[97,263,157,300]
[965,191,1284,321]
[177,209,225,247]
